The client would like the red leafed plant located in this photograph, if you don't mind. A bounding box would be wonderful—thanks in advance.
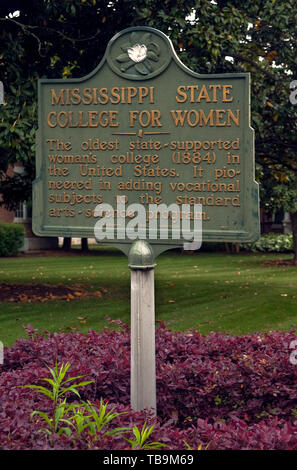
[1,322,297,450]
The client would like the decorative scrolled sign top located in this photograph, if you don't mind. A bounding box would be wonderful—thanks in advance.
[106,28,172,80]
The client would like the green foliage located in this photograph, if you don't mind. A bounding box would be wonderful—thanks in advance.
[0,222,24,256]
[30,399,75,436]
[241,232,293,253]
[22,362,166,448]
[21,362,127,437]
[0,174,33,211]
[123,423,168,450]
[75,399,128,438]
[22,361,94,434]
[23,362,94,405]
[37,399,129,439]
[184,441,209,450]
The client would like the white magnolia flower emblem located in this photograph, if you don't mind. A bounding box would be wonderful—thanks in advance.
[115,32,160,75]
[127,44,147,63]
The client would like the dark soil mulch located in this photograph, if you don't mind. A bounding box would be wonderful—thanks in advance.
[0,282,103,303]
[262,258,297,266]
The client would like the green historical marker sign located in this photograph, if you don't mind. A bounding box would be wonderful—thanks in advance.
[33,26,259,255]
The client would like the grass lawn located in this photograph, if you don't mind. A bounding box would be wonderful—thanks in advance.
[0,247,297,346]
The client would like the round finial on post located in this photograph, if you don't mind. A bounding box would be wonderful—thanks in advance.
[128,240,156,270]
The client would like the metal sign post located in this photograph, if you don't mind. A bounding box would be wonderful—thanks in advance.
[128,240,157,414]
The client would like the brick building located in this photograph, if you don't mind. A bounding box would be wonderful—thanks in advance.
[0,164,58,251]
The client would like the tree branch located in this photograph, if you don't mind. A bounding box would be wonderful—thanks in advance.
[0,16,43,55]
[0,16,102,51]
[222,51,279,81]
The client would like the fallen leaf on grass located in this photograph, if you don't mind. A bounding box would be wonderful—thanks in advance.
[93,291,102,297]
[74,291,83,297]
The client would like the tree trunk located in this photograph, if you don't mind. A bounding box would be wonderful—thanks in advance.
[289,212,297,264]
[81,238,88,251]
[62,237,71,251]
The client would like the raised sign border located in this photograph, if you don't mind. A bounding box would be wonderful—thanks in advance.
[33,26,260,255]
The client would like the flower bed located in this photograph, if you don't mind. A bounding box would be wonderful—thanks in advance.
[1,323,297,450]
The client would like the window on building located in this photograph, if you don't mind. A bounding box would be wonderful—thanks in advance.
[14,202,27,221]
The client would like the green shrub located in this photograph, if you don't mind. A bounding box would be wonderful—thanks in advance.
[22,362,167,449]
[0,222,25,256]
[241,232,293,253]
